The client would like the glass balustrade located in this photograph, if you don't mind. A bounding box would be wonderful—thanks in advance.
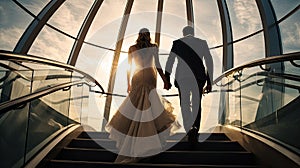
[215,58,300,153]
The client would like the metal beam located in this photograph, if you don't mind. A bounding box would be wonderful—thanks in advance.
[255,0,282,57]
[186,0,194,27]
[68,0,104,66]
[217,0,233,71]
[103,0,134,124]
[13,0,65,54]
[155,0,164,46]
[217,0,233,125]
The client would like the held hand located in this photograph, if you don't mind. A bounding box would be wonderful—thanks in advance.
[163,80,172,90]
[203,85,212,94]
[127,84,131,93]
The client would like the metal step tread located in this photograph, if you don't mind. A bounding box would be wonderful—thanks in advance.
[49,159,260,168]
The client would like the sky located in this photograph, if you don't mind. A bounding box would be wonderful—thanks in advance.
[0,0,299,131]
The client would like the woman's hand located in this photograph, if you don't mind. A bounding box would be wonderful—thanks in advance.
[127,83,131,93]
[163,80,171,90]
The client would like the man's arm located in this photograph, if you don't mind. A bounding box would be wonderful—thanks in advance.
[165,41,177,87]
[203,41,214,92]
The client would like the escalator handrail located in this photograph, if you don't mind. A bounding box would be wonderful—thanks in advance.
[0,80,87,114]
[0,51,104,93]
[214,52,300,84]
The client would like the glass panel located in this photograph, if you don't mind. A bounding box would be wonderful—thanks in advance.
[69,80,90,125]
[226,0,263,40]
[16,0,50,16]
[31,69,73,92]
[28,25,74,63]
[0,1,33,51]
[0,104,30,168]
[85,0,127,48]
[193,0,222,47]
[0,61,33,103]
[270,0,300,20]
[233,32,265,67]
[48,0,94,37]
[225,60,300,151]
[76,43,113,90]
[121,0,157,51]
[227,75,241,126]
[210,47,223,81]
[85,91,106,131]
[160,0,187,54]
[25,85,75,161]
[279,10,300,54]
[240,67,265,124]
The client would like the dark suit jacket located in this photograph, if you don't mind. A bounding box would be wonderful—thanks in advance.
[165,35,213,87]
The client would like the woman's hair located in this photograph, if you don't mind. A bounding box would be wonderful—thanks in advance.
[136,28,154,49]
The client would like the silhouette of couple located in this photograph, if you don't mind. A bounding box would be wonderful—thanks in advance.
[105,26,214,163]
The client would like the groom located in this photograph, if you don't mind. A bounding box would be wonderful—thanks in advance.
[165,26,214,143]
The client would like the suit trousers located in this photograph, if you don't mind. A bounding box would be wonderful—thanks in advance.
[177,78,205,133]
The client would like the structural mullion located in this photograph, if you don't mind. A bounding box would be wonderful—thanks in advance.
[255,0,282,57]
[217,0,233,125]
[186,0,194,27]
[155,0,164,46]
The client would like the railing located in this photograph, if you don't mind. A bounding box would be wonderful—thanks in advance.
[0,51,299,167]
[210,52,300,155]
[0,51,104,168]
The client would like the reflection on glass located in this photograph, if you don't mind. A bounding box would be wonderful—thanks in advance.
[16,0,50,16]
[48,0,94,37]
[85,0,127,47]
[233,32,265,67]
[0,105,30,168]
[0,61,33,103]
[28,25,74,63]
[279,10,300,54]
[270,0,300,20]
[193,0,222,47]
[0,1,33,51]
[226,0,262,40]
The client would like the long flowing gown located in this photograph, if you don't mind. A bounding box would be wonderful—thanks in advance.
[105,45,181,163]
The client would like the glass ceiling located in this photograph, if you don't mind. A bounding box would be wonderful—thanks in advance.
[0,0,299,130]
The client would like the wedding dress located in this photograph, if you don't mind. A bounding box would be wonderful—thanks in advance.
[105,45,181,163]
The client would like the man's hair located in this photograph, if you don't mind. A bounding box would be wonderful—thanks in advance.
[183,26,194,36]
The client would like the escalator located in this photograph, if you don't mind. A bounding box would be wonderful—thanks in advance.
[0,51,299,168]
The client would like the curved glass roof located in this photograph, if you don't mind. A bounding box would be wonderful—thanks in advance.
[1,0,299,130]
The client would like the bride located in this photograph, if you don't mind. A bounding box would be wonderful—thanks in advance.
[105,28,180,163]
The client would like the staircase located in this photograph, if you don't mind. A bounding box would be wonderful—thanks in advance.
[44,131,259,168]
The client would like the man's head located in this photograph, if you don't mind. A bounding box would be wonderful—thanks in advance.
[183,26,194,36]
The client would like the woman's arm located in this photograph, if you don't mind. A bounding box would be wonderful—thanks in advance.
[127,47,133,93]
[153,46,170,89]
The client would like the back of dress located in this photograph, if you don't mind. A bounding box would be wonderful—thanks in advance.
[130,45,159,71]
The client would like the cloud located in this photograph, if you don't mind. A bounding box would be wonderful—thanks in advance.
[231,0,262,38]
[0,27,24,51]
[282,21,300,52]
[28,26,74,63]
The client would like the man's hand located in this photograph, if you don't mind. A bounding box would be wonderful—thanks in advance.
[203,85,212,94]
[127,84,131,93]
[164,81,172,90]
